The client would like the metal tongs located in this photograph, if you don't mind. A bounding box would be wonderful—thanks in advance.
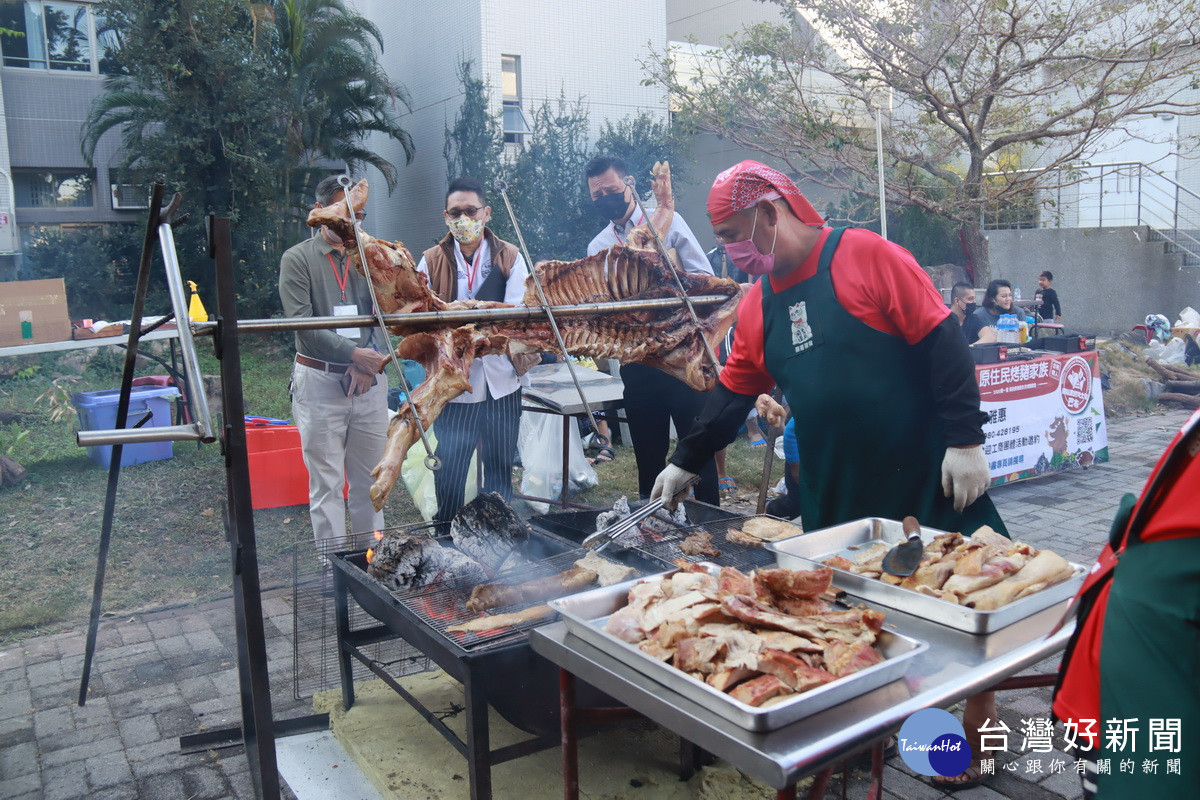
[582,476,699,553]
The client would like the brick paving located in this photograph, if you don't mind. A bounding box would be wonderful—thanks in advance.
[0,407,1192,799]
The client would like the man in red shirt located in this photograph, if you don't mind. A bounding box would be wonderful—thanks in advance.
[651,161,1005,789]
[652,161,1002,536]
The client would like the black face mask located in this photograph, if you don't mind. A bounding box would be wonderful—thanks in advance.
[964,302,977,316]
[592,192,630,221]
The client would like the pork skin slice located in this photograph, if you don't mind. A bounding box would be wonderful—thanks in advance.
[603,581,664,643]
[741,517,805,542]
[757,567,833,600]
[726,529,765,549]
[717,566,756,597]
[707,666,758,692]
[673,637,728,674]
[573,551,636,587]
[822,640,884,677]
[943,551,1026,596]
[465,567,597,612]
[755,648,838,692]
[446,604,553,633]
[756,630,824,654]
[721,595,877,644]
[679,529,721,558]
[641,590,711,633]
[961,551,1074,610]
[728,675,791,706]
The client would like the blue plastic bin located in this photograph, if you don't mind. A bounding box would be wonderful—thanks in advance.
[72,385,180,468]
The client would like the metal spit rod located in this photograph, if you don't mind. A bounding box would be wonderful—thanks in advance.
[337,175,441,471]
[494,178,605,441]
[623,175,722,374]
[188,295,730,334]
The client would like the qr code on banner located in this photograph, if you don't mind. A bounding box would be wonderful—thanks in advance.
[1077,416,1094,444]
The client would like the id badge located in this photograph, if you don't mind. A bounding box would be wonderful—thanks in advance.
[333,304,360,339]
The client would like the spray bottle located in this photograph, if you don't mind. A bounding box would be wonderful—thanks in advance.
[186,281,209,322]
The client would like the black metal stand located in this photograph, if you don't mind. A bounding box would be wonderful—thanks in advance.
[78,185,178,705]
[332,564,559,800]
[210,215,281,800]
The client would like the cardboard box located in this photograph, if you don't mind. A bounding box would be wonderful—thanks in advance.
[0,278,72,347]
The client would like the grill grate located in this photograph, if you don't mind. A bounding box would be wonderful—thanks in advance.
[531,499,742,546]
[381,547,614,653]
[291,524,437,702]
[629,515,797,572]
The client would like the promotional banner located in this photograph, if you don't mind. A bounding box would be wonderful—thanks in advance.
[977,351,1108,486]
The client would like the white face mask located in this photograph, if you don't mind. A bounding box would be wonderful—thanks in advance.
[447,215,485,244]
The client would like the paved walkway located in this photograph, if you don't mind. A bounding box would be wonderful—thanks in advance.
[0,408,1192,800]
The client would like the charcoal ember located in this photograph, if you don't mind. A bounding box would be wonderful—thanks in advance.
[450,492,532,571]
[368,533,487,591]
[595,496,631,533]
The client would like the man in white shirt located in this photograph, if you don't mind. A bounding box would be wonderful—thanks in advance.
[584,155,720,505]
[417,177,536,521]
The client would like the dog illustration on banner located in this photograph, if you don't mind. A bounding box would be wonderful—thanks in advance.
[790,301,814,352]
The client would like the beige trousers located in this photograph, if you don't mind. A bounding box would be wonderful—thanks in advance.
[291,363,388,551]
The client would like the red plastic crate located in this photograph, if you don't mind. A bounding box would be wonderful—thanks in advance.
[245,424,346,510]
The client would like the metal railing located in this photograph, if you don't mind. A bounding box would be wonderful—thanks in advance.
[982,161,1200,265]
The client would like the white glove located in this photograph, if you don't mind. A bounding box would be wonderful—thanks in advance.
[650,464,698,510]
[941,445,989,513]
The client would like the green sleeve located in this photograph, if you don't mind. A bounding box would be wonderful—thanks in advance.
[278,248,357,362]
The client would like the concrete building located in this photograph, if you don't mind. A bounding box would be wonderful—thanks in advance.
[0,0,136,279]
[358,0,672,250]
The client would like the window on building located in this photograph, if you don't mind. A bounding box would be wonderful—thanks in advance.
[109,170,149,210]
[0,1,120,74]
[501,54,531,146]
[15,170,95,209]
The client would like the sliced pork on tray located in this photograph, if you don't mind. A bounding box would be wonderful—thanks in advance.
[602,562,885,706]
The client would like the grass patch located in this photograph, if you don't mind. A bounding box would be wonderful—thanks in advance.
[0,335,776,643]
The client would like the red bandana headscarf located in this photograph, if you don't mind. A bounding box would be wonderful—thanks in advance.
[707,160,824,226]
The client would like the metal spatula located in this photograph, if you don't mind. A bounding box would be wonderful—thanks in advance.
[881,516,925,577]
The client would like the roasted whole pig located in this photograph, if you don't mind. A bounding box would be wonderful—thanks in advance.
[306,168,743,510]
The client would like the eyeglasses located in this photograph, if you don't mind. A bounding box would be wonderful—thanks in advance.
[445,206,483,219]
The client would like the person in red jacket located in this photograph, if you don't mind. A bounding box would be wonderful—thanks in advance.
[1053,409,1200,799]
[652,160,1006,789]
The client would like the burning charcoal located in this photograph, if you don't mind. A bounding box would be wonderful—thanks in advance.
[368,533,487,590]
[595,496,631,533]
[450,492,531,571]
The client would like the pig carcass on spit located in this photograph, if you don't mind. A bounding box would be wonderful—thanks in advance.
[307,163,743,510]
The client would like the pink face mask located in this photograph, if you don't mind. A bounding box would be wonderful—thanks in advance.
[723,207,777,275]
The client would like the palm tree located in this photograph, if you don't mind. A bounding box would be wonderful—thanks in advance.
[273,0,415,207]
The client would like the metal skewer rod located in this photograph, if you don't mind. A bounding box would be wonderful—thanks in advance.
[188,295,732,335]
[494,178,606,441]
[623,175,722,373]
[337,176,441,471]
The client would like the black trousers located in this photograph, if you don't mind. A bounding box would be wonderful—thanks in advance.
[619,363,719,505]
[432,388,522,523]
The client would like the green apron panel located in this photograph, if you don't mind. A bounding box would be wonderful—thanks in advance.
[1097,536,1200,798]
[761,228,1005,535]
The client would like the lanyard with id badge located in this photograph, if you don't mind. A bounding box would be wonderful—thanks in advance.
[328,253,361,339]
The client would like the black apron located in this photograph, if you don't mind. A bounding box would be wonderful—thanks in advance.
[761,228,1005,535]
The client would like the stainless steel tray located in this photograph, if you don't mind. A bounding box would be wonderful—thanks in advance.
[549,565,927,731]
[766,518,1085,634]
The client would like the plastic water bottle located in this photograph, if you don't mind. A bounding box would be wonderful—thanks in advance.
[997,315,1017,343]
[1015,285,1022,302]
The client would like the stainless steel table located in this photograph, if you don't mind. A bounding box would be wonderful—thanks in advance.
[519,362,625,508]
[0,325,179,357]
[532,598,1074,798]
